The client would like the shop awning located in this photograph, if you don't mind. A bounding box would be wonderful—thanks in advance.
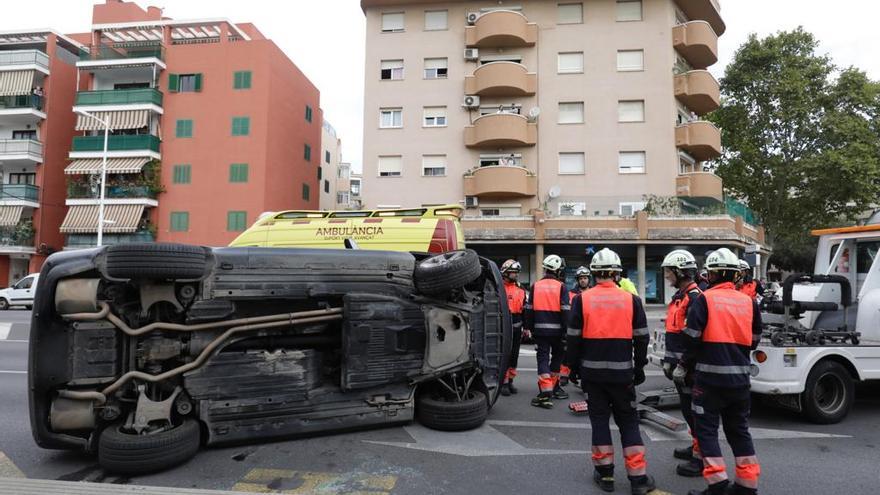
[0,70,36,96]
[75,110,150,131]
[60,204,145,233]
[0,206,24,227]
[65,157,150,175]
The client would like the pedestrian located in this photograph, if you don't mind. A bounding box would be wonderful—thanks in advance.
[675,248,762,495]
[566,248,655,494]
[660,249,703,477]
[500,259,527,397]
[523,254,570,408]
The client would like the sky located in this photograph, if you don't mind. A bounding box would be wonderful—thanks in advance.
[20,0,880,174]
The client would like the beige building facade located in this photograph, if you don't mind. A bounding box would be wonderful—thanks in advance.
[320,120,352,210]
[360,0,766,302]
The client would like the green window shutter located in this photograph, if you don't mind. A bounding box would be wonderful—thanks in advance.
[171,212,189,232]
[243,71,252,89]
[173,164,191,184]
[194,73,203,92]
[305,105,312,122]
[232,117,250,136]
[227,211,247,231]
[229,163,248,183]
[304,144,311,161]
[168,73,179,93]
[176,119,192,138]
[234,71,252,90]
[233,71,241,89]
[302,183,310,201]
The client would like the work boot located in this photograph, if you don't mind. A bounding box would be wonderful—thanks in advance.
[629,474,656,495]
[531,393,553,409]
[508,379,518,395]
[727,483,758,495]
[500,383,511,396]
[553,383,569,399]
[593,470,614,493]
[688,480,729,495]
[559,375,570,387]
[674,445,694,460]
[676,458,703,477]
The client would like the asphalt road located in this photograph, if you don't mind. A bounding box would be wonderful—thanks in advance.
[1,310,877,494]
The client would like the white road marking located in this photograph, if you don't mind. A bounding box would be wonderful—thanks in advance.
[0,451,25,478]
[0,323,11,340]
[516,367,663,376]
[0,370,26,374]
[0,340,27,344]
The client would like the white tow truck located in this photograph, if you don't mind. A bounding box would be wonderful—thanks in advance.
[649,223,880,424]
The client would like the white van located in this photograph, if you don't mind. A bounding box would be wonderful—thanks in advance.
[0,273,39,310]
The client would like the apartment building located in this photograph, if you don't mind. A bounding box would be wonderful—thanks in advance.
[350,171,363,209]
[59,0,322,249]
[361,0,767,302]
[0,30,82,286]
[319,120,353,210]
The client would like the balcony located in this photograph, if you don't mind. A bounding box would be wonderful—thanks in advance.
[464,113,537,148]
[0,95,45,123]
[672,21,719,69]
[674,70,720,115]
[79,43,165,62]
[0,219,34,248]
[0,139,42,164]
[0,184,40,206]
[675,121,721,161]
[464,166,537,198]
[465,62,536,97]
[71,134,160,153]
[465,10,538,48]
[0,49,50,73]
[66,231,154,248]
[673,0,725,36]
[67,182,158,200]
[75,88,163,107]
[676,172,723,205]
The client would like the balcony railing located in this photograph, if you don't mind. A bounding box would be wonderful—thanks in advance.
[464,165,537,198]
[464,113,537,148]
[672,21,719,69]
[674,70,721,115]
[75,88,163,106]
[465,10,538,48]
[0,139,42,157]
[0,184,40,203]
[66,231,154,247]
[0,95,44,111]
[68,182,157,200]
[0,50,50,71]
[71,134,160,153]
[0,221,35,247]
[79,43,165,62]
[465,62,537,97]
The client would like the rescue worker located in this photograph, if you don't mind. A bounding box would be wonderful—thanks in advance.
[566,248,655,495]
[660,249,703,478]
[675,248,762,495]
[570,266,591,301]
[618,268,639,296]
[500,260,527,396]
[737,260,764,301]
[524,254,571,408]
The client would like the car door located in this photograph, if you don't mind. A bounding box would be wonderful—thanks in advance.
[9,276,34,304]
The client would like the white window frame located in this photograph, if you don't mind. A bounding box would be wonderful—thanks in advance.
[421,155,447,177]
[557,3,583,24]
[617,50,644,72]
[558,101,584,124]
[558,201,587,216]
[380,59,404,81]
[619,201,647,216]
[423,106,447,127]
[480,205,521,217]
[336,191,350,204]
[616,0,643,22]
[381,12,405,33]
[558,52,584,74]
[379,108,403,129]
[377,155,403,177]
[424,10,448,30]
[423,58,448,79]
[618,100,645,123]
[558,152,585,175]
[618,151,647,174]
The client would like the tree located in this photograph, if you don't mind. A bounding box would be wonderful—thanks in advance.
[711,28,880,271]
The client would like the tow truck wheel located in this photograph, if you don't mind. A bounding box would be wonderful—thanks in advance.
[805,331,822,346]
[770,331,786,347]
[802,360,854,424]
[98,418,201,474]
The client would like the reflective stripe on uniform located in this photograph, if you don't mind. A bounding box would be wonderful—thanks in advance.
[664,350,684,360]
[592,445,614,466]
[623,445,647,476]
[582,360,633,370]
[561,304,571,311]
[535,323,562,329]
[683,327,702,338]
[734,455,760,488]
[633,326,649,336]
[512,322,523,328]
[567,327,582,336]
[703,456,729,484]
[692,403,705,415]
[696,363,751,374]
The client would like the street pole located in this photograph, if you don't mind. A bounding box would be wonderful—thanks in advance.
[74,110,112,247]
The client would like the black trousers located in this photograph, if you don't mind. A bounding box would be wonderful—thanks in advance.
[509,326,522,372]
[692,383,759,489]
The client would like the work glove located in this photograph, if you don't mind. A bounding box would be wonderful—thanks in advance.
[662,362,674,380]
[672,364,688,387]
[633,368,646,386]
[521,329,531,341]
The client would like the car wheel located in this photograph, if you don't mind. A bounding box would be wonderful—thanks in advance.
[105,243,208,280]
[801,360,854,424]
[414,250,482,295]
[0,299,8,311]
[98,418,201,474]
[417,389,488,432]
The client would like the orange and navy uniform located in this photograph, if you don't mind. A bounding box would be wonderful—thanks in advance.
[523,276,570,338]
[663,282,702,367]
[503,280,527,382]
[682,282,762,492]
[738,280,763,300]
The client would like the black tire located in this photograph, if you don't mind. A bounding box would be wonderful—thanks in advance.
[105,243,208,280]
[98,419,201,474]
[801,360,854,424]
[414,250,482,295]
[0,298,8,310]
[770,331,785,347]
[417,390,488,431]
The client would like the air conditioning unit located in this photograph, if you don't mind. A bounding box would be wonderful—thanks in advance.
[462,95,480,108]
[465,196,479,208]
[466,12,480,25]
[464,48,479,61]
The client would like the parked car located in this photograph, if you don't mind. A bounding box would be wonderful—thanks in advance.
[29,243,511,474]
[0,273,39,310]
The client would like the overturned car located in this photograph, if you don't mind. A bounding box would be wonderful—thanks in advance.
[29,244,511,473]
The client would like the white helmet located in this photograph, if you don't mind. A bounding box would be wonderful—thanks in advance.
[661,249,697,270]
[575,266,590,278]
[590,248,622,273]
[500,259,521,274]
[705,248,741,272]
[739,259,750,271]
[542,254,565,272]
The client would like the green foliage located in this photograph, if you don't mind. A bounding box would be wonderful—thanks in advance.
[710,28,880,271]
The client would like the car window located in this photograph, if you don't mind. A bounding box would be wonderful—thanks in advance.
[15,277,33,289]
[857,241,880,274]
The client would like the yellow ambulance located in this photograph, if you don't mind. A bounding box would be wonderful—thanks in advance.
[229,204,466,253]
